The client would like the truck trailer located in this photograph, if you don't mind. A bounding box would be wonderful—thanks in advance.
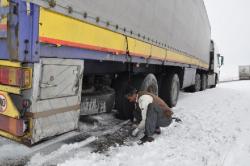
[239,66,250,80]
[0,0,224,145]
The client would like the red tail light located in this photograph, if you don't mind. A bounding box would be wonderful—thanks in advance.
[0,24,7,31]
[0,66,32,88]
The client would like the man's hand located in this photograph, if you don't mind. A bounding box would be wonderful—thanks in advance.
[132,128,139,137]
[164,109,173,118]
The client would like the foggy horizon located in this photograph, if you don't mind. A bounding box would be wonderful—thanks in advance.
[205,0,250,80]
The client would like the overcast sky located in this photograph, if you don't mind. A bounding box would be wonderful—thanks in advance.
[204,0,250,80]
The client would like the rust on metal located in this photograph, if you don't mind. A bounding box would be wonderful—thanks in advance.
[0,114,24,136]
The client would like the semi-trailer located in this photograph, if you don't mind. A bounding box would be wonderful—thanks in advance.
[239,66,250,80]
[0,0,224,144]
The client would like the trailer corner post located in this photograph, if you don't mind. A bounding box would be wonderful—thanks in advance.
[8,0,40,62]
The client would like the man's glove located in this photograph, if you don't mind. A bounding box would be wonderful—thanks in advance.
[132,128,139,137]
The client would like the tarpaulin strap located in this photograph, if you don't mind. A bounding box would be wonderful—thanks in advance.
[25,104,80,119]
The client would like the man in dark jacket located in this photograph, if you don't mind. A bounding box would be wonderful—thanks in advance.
[125,86,173,144]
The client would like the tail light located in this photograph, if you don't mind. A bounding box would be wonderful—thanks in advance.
[0,66,32,88]
[0,24,7,31]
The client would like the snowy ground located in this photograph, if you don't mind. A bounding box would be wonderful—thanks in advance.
[1,81,250,166]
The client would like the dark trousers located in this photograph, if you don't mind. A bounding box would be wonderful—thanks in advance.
[145,103,172,136]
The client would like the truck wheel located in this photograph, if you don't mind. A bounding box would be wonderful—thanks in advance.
[81,88,115,116]
[189,73,201,92]
[210,74,218,88]
[140,74,158,96]
[112,74,134,120]
[201,74,208,91]
[211,84,216,88]
[159,73,180,108]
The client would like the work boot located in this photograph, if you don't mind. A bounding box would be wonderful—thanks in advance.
[138,135,154,145]
[154,127,161,135]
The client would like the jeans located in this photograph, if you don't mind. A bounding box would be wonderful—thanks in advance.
[145,103,172,136]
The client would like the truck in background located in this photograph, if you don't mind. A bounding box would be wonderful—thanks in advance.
[0,0,224,145]
[239,66,250,80]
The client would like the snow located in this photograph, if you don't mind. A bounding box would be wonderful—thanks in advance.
[1,81,250,166]
[0,137,29,164]
[0,141,29,160]
[59,81,250,166]
[27,136,97,166]
[0,131,81,165]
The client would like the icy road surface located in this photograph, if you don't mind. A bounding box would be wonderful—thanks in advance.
[60,81,250,166]
[1,81,250,166]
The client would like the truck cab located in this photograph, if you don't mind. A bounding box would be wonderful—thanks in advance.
[210,40,224,72]
[208,40,224,87]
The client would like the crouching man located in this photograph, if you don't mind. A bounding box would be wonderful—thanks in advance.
[125,86,174,144]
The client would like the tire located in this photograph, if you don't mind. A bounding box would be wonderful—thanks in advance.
[159,73,180,108]
[140,74,158,96]
[113,74,134,120]
[188,73,201,92]
[210,74,218,88]
[201,74,208,91]
[81,88,115,116]
[113,73,158,120]
[210,84,216,88]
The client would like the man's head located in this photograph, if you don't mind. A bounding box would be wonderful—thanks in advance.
[125,86,138,103]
